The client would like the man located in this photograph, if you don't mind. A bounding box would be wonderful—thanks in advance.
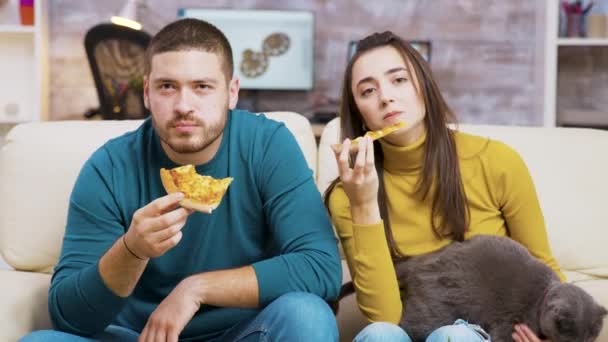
[22,18,341,342]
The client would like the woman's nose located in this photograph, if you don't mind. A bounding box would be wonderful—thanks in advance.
[379,90,395,105]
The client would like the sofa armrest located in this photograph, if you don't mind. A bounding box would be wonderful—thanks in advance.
[337,290,367,342]
[336,260,368,341]
[0,269,52,341]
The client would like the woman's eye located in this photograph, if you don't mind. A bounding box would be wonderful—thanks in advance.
[395,77,408,83]
[361,88,374,96]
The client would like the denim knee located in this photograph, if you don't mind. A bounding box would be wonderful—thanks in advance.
[20,326,139,342]
[270,292,338,340]
[354,322,412,342]
[426,322,488,342]
[19,330,90,342]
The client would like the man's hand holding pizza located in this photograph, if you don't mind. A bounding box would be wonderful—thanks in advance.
[124,165,232,260]
[124,192,193,260]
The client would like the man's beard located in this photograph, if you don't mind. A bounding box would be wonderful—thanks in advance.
[153,108,228,154]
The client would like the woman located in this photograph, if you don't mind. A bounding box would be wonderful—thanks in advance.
[325,31,565,342]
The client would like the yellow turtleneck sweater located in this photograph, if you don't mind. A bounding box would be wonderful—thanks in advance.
[328,130,565,324]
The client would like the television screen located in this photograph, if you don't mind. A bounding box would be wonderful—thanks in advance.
[348,40,431,64]
[178,9,314,90]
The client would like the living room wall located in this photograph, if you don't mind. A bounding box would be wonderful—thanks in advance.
[49,0,546,125]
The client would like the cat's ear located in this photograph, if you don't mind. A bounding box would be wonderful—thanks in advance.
[589,305,607,340]
[598,305,607,318]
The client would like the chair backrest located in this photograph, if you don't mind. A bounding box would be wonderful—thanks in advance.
[317,118,608,273]
[317,117,340,194]
[0,112,316,273]
[85,23,151,120]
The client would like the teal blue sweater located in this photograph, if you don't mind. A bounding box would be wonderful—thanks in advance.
[48,110,341,340]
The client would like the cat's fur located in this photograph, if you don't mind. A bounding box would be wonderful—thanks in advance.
[395,235,607,342]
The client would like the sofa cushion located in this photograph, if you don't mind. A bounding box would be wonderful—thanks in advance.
[0,270,52,341]
[0,112,316,272]
[456,124,608,274]
[0,120,143,272]
[317,119,608,275]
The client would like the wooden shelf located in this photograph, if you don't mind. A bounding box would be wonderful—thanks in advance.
[558,109,608,127]
[557,38,608,46]
[0,25,35,33]
[545,1,608,128]
[0,117,30,125]
[0,1,47,123]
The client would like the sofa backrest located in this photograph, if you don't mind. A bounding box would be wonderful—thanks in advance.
[317,118,608,275]
[0,112,316,272]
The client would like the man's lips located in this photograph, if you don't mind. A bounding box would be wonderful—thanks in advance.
[173,121,199,133]
[173,121,198,128]
[383,111,402,120]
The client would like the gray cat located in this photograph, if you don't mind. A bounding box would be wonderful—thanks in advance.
[395,235,607,342]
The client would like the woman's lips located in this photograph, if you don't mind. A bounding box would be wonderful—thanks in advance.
[383,111,402,120]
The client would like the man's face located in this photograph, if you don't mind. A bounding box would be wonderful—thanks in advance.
[144,50,239,154]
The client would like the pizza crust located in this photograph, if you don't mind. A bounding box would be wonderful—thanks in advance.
[160,168,180,194]
[179,198,216,214]
[331,121,406,153]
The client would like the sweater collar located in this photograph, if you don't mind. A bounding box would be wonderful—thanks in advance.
[380,131,426,173]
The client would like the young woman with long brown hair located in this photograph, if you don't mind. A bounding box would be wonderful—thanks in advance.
[325,31,564,342]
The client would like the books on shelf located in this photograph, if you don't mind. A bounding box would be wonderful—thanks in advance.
[587,14,607,38]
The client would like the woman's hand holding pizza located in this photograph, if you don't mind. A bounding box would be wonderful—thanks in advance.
[335,136,379,207]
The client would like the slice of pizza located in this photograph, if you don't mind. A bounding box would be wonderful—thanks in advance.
[160,164,233,213]
[331,121,406,153]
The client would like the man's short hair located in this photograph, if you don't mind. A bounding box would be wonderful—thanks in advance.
[144,18,234,81]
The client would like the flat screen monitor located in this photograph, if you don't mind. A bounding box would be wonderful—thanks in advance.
[178,8,314,90]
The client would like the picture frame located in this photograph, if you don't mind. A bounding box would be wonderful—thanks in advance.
[178,8,315,90]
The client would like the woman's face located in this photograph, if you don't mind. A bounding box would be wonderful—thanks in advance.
[351,45,426,145]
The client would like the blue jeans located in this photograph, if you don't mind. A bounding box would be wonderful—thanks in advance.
[353,322,411,342]
[354,319,491,342]
[20,292,338,342]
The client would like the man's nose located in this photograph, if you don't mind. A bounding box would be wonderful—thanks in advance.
[175,89,195,114]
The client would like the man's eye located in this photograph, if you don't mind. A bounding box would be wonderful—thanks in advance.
[197,84,211,90]
[159,84,174,90]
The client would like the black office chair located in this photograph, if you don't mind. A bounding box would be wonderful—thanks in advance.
[84,23,152,120]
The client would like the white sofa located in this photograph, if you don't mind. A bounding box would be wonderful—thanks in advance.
[1,114,607,341]
[320,118,608,341]
[0,112,319,341]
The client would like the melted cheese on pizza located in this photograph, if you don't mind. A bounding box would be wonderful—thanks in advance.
[168,165,232,206]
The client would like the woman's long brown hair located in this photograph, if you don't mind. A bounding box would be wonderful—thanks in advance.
[324,31,469,259]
